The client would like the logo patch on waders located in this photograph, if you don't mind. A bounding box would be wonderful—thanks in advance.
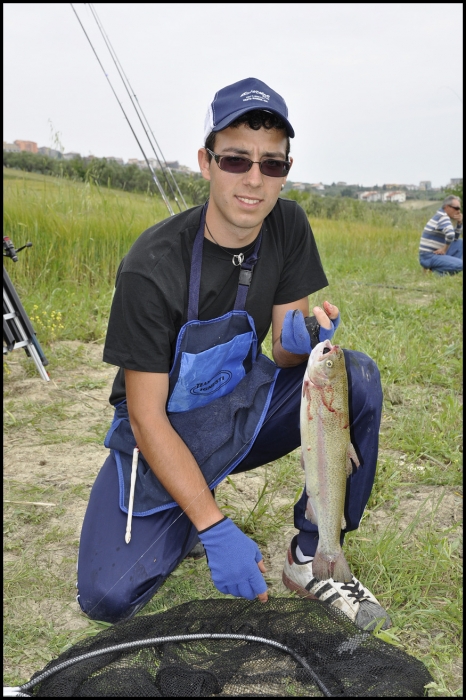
[190,370,232,396]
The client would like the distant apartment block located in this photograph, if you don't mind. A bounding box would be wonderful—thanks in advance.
[419,181,432,190]
[358,191,382,202]
[382,191,406,203]
[14,140,38,153]
[105,156,125,165]
[449,178,462,186]
[3,141,20,152]
[37,146,63,159]
[309,183,325,191]
[63,152,81,160]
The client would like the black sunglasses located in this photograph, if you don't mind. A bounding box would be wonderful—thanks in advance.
[448,205,461,211]
[206,148,291,178]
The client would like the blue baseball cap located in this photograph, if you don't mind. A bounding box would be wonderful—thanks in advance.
[204,77,295,141]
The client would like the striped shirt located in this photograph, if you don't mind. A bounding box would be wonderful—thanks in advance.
[419,208,463,254]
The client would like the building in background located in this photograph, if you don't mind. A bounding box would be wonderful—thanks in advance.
[419,181,432,190]
[37,146,62,159]
[14,140,38,153]
[358,191,382,202]
[382,191,406,203]
[3,141,20,152]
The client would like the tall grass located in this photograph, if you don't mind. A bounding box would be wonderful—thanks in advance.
[4,169,171,340]
[4,169,170,282]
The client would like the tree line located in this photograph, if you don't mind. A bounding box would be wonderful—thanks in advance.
[4,150,461,224]
[3,151,210,205]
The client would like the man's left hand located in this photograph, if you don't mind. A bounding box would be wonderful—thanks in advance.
[314,301,340,343]
[281,301,340,355]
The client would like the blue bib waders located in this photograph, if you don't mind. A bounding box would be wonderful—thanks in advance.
[77,206,383,623]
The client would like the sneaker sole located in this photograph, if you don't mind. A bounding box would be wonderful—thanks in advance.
[282,570,319,600]
[185,542,206,560]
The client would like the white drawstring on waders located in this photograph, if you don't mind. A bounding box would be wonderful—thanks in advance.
[125,446,139,544]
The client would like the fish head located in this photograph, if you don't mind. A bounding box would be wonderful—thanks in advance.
[305,340,346,388]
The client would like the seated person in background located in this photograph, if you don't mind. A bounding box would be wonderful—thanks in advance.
[419,195,463,275]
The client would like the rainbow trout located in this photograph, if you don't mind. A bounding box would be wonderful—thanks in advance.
[301,340,359,582]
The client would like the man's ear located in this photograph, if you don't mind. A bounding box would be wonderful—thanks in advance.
[198,148,211,182]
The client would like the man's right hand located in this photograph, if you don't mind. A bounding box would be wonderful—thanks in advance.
[433,245,448,255]
[198,517,268,602]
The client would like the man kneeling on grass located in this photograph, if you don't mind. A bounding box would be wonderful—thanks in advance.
[76,77,391,631]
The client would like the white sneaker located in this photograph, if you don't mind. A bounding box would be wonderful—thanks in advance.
[282,536,391,631]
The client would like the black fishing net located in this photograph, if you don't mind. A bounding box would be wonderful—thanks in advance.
[18,598,432,697]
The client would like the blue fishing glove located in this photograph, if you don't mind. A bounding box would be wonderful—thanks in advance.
[280,309,340,354]
[198,517,267,600]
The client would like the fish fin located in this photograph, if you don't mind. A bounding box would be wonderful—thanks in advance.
[305,497,318,525]
[346,442,360,476]
[332,552,353,583]
[313,549,352,583]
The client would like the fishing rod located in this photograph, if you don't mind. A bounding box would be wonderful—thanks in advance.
[70,3,175,216]
[87,3,188,213]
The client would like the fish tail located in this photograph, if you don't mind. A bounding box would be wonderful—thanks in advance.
[312,549,353,583]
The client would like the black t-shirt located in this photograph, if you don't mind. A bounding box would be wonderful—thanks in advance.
[104,198,328,404]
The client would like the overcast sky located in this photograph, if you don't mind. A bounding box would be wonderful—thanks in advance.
[4,3,463,188]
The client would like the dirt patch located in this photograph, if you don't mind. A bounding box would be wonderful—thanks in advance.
[4,342,115,547]
[367,485,462,535]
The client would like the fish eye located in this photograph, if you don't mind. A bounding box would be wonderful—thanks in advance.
[325,359,333,367]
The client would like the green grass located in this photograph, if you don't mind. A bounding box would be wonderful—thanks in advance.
[4,168,170,342]
[3,169,463,695]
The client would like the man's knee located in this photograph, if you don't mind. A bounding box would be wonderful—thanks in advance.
[343,350,381,389]
[76,580,132,623]
[76,574,161,624]
[343,350,383,420]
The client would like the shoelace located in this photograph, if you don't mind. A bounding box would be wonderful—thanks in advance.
[340,578,371,602]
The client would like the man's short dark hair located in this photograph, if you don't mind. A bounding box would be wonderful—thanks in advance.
[205,110,291,160]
